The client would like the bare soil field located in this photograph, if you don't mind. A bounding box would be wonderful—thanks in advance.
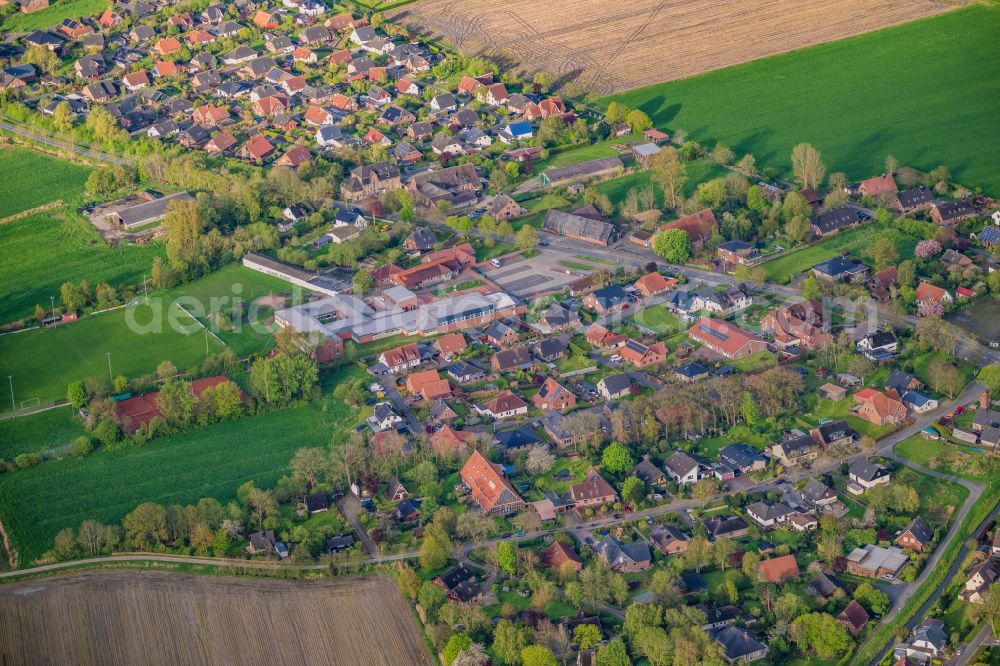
[392,0,957,94]
[0,571,432,666]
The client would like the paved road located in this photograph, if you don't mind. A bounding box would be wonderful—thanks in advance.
[336,495,378,558]
[949,623,994,666]
[0,120,134,166]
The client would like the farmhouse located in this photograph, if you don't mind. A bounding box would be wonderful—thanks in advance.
[461,450,525,515]
[540,156,623,187]
[658,209,719,252]
[931,199,976,225]
[893,186,934,213]
[115,375,244,432]
[107,192,195,228]
[542,209,616,246]
[859,173,898,198]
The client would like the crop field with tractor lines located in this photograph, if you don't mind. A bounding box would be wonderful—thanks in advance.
[392,0,956,94]
[0,571,432,666]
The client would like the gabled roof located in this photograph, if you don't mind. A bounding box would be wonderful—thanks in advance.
[758,554,800,582]
[900,516,932,546]
[659,208,718,242]
[460,450,523,513]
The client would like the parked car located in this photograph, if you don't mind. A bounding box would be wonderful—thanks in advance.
[490,258,502,268]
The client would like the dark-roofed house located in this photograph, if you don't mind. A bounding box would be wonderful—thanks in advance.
[543,209,616,246]
[494,427,541,451]
[897,516,933,553]
[703,515,749,540]
[630,458,666,486]
[810,419,856,448]
[107,192,195,228]
[664,451,702,485]
[807,572,842,600]
[651,525,689,555]
[303,492,329,513]
[594,535,651,572]
[719,444,766,474]
[893,186,933,213]
[765,434,818,466]
[583,285,628,314]
[812,257,870,283]
[812,207,859,236]
[491,347,533,373]
[848,459,891,490]
[837,600,870,636]
[597,373,633,400]
[711,626,769,663]
[931,199,976,226]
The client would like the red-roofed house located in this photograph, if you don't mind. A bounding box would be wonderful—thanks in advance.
[193,104,230,126]
[292,47,317,63]
[859,173,898,198]
[204,132,237,154]
[659,209,719,252]
[619,339,668,368]
[155,38,181,55]
[461,450,525,515]
[477,390,528,419]
[540,541,582,573]
[434,332,467,357]
[854,388,907,426]
[276,145,312,168]
[688,318,767,360]
[253,10,278,28]
[378,342,421,374]
[239,135,275,162]
[114,375,244,432]
[758,555,800,583]
[916,281,953,308]
[532,377,576,411]
[634,272,679,298]
[405,370,452,401]
[431,424,477,455]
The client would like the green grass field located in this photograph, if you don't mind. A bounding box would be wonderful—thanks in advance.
[0,406,86,460]
[761,221,920,284]
[156,264,304,357]
[534,133,641,171]
[632,304,684,334]
[602,4,1000,195]
[0,149,92,217]
[592,158,729,208]
[0,210,164,325]
[0,305,224,406]
[1,0,110,32]
[0,367,364,564]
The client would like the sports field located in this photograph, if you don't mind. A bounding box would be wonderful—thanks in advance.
[602,4,1000,195]
[0,367,364,564]
[0,211,163,324]
[0,148,92,217]
[156,264,308,356]
[0,406,85,460]
[0,305,224,406]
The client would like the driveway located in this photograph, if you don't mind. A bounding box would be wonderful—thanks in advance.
[335,495,377,558]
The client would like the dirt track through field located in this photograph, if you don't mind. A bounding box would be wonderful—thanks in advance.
[0,571,432,665]
[392,0,957,93]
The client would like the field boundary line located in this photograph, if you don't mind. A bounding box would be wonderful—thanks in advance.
[0,200,64,225]
[0,325,40,338]
[174,303,227,346]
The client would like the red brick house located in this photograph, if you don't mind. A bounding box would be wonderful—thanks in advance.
[460,450,525,516]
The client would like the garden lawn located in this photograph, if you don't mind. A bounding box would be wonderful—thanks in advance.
[631,304,683,335]
[602,4,1000,195]
[534,133,641,171]
[1,0,109,31]
[0,210,164,324]
[0,149,92,217]
[0,405,86,459]
[761,221,919,284]
[0,306,224,405]
[592,158,729,208]
[0,367,362,565]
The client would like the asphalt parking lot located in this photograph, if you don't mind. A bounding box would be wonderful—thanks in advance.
[484,250,584,298]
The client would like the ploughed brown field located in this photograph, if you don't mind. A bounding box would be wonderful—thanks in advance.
[0,571,432,666]
[392,0,957,94]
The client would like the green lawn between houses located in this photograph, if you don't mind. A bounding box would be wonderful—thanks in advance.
[0,210,164,325]
[0,366,366,565]
[760,220,921,284]
[591,158,729,209]
[601,4,1000,196]
[1,0,110,32]
[0,148,93,217]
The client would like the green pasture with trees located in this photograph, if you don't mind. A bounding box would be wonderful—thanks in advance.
[601,4,1000,195]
